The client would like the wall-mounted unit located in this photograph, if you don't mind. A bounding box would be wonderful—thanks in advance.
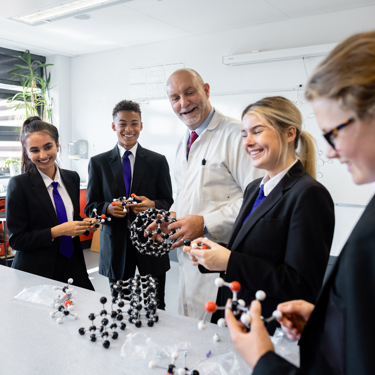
[68,140,88,160]
[223,43,337,66]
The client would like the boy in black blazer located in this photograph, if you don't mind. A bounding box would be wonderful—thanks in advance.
[85,100,173,309]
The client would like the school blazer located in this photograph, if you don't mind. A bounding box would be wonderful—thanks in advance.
[85,144,173,280]
[7,168,88,279]
[253,193,375,375]
[215,161,335,332]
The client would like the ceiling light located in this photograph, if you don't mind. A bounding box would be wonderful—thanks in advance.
[223,43,337,65]
[10,0,133,26]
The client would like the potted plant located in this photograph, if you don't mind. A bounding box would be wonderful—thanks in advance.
[0,158,21,176]
[7,50,53,122]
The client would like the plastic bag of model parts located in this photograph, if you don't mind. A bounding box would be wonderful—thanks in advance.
[121,332,241,374]
[271,328,300,367]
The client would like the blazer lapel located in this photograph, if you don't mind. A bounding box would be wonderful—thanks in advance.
[29,171,59,225]
[131,144,146,194]
[109,145,127,197]
[230,161,305,251]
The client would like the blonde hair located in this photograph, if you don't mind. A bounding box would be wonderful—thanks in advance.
[305,30,375,120]
[242,96,316,178]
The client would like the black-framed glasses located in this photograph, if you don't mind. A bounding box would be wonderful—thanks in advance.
[323,118,355,149]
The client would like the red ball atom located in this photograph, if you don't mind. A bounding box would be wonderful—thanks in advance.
[64,300,72,307]
[111,202,116,206]
[201,245,207,250]
[101,214,106,219]
[230,281,241,292]
[205,301,217,313]
[131,193,135,197]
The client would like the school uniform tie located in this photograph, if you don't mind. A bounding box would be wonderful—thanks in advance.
[122,150,132,198]
[51,181,74,258]
[187,131,198,160]
[243,184,265,224]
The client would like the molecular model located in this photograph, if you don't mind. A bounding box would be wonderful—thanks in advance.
[92,208,111,227]
[198,278,282,330]
[112,194,140,213]
[50,278,78,324]
[78,296,127,349]
[130,208,178,257]
[79,275,159,348]
[112,274,159,327]
[149,351,200,375]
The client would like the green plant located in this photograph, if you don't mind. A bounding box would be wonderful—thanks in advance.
[0,158,21,170]
[7,50,53,122]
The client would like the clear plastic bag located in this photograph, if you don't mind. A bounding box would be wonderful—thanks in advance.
[271,328,300,367]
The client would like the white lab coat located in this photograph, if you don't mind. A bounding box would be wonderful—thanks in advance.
[170,109,265,319]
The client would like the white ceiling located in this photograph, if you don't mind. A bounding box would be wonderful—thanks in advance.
[1,0,375,57]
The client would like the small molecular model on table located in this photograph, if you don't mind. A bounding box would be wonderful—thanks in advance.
[198,278,282,330]
[149,351,200,375]
[130,208,178,257]
[79,275,159,348]
[50,278,78,324]
[112,194,140,213]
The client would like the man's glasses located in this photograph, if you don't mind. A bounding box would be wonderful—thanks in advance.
[323,118,355,149]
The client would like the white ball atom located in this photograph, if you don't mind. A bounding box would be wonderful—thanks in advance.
[68,278,73,284]
[255,290,266,301]
[107,217,111,221]
[217,318,227,328]
[213,333,220,342]
[240,314,251,325]
[272,310,282,320]
[57,318,62,324]
[214,277,225,287]
[172,352,179,360]
[191,243,198,249]
[198,321,207,330]
[238,299,246,307]
[178,368,186,375]
[50,312,55,318]
[53,286,58,290]
[148,361,157,369]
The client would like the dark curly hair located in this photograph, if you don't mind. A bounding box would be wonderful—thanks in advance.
[112,100,141,120]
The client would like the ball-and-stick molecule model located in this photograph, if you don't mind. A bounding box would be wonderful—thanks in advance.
[130,208,178,257]
[111,274,159,327]
[148,351,200,375]
[78,296,127,349]
[198,278,282,330]
[112,194,140,213]
[92,208,111,227]
[50,278,78,324]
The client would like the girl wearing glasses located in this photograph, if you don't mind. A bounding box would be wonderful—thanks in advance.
[184,95,335,334]
[225,31,375,374]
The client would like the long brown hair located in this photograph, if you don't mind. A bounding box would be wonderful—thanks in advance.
[20,116,59,174]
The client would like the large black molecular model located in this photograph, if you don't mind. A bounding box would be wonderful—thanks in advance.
[79,275,159,348]
[130,208,178,257]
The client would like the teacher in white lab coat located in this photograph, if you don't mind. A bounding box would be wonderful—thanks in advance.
[165,68,264,318]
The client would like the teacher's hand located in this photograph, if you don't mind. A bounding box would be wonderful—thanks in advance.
[168,215,204,250]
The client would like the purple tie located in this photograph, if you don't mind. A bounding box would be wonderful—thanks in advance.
[51,181,74,258]
[122,150,132,198]
[187,131,198,160]
[243,185,265,224]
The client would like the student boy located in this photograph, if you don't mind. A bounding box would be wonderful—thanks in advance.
[85,100,173,309]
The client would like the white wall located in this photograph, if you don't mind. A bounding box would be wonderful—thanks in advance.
[57,5,375,254]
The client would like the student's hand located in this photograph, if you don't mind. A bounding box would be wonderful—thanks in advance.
[107,201,127,218]
[277,300,315,341]
[168,215,205,250]
[183,237,230,271]
[130,194,155,215]
[226,299,274,370]
[52,221,90,238]
[84,218,98,233]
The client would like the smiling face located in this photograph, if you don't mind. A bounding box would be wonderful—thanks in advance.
[242,113,296,178]
[26,132,59,179]
[312,97,375,185]
[112,110,143,150]
[166,70,212,130]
